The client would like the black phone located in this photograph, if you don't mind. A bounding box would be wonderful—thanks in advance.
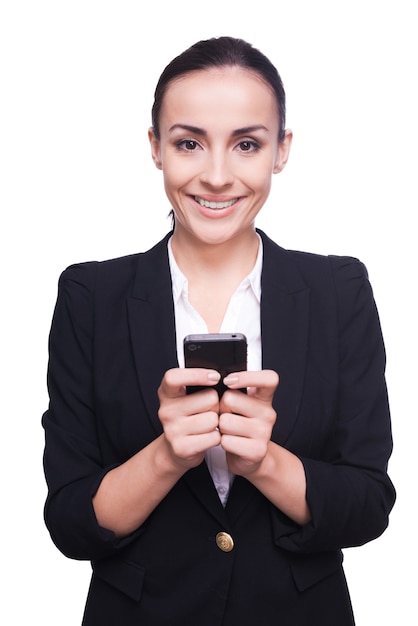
[183,333,247,397]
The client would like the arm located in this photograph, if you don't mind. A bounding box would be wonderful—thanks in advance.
[219,370,311,526]
[43,263,222,556]
[271,257,396,552]
[93,368,222,537]
[43,263,111,560]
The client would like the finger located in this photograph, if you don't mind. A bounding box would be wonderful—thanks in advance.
[221,434,268,461]
[219,412,276,441]
[167,411,220,438]
[220,392,277,428]
[159,387,220,422]
[223,370,279,402]
[159,367,221,399]
[168,430,222,462]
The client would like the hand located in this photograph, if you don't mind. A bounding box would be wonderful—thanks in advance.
[157,368,221,471]
[218,370,279,477]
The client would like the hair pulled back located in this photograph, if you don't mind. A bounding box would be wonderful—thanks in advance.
[151,36,286,142]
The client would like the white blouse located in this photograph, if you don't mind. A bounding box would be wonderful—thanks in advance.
[168,236,263,505]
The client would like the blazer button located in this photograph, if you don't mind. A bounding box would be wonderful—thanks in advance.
[216,531,234,552]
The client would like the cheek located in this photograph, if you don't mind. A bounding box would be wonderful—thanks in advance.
[242,163,274,194]
[162,158,196,192]
[238,150,276,184]
[162,168,183,197]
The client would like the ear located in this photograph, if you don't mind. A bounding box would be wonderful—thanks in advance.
[148,127,163,170]
[273,129,293,174]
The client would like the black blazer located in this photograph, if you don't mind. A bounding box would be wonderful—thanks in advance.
[43,230,395,626]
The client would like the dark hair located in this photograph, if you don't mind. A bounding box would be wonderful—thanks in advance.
[151,36,286,142]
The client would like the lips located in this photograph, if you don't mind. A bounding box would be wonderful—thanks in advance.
[194,196,239,210]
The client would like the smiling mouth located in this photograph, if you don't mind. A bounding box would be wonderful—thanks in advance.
[194,196,239,209]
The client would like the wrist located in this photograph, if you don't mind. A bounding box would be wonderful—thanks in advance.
[151,435,188,481]
[247,441,277,481]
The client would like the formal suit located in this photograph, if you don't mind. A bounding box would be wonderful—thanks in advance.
[42,230,395,625]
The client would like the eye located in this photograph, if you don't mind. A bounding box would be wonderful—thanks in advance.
[175,139,201,152]
[237,139,260,153]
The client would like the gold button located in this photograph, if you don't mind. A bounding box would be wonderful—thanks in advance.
[216,531,234,552]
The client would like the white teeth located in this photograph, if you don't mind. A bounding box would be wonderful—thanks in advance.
[195,197,238,209]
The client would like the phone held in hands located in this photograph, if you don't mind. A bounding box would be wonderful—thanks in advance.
[183,333,247,397]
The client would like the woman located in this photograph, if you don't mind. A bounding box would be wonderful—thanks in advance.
[42,36,395,625]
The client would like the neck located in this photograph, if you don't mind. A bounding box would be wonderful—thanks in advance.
[170,227,260,282]
[170,226,260,333]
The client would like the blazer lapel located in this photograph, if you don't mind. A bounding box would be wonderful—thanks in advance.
[259,230,310,444]
[127,234,228,526]
[226,231,311,516]
[127,234,178,436]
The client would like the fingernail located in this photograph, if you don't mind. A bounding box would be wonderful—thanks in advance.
[208,371,221,381]
[223,375,238,385]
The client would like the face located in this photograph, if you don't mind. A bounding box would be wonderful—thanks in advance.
[149,66,292,247]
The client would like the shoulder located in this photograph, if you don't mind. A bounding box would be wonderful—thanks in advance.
[259,231,380,339]
[292,250,369,294]
[259,229,369,291]
[58,233,172,295]
[59,253,137,286]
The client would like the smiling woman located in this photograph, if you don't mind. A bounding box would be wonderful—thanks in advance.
[148,66,292,278]
[42,36,395,626]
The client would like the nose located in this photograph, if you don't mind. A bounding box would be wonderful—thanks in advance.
[200,150,234,189]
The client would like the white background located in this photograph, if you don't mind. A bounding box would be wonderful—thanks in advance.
[1,1,416,623]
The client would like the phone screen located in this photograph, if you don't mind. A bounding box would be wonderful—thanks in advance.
[183,333,247,397]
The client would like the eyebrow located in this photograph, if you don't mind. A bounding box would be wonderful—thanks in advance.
[231,125,269,137]
[169,124,207,136]
[168,123,269,136]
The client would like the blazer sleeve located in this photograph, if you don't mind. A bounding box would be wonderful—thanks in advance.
[42,263,143,561]
[272,256,396,553]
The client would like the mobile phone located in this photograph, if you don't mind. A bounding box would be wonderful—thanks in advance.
[183,333,247,397]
